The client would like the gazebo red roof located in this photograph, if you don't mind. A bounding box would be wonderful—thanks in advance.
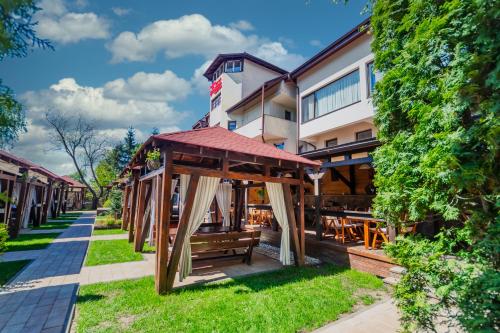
[0,150,64,181]
[150,127,320,167]
[61,175,87,188]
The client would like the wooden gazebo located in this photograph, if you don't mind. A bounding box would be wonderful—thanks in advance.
[121,127,320,293]
[0,150,67,238]
[61,175,87,210]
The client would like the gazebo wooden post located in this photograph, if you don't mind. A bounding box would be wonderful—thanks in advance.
[128,173,140,242]
[10,179,28,238]
[136,183,152,252]
[121,185,131,230]
[156,149,172,293]
[42,182,53,225]
[34,186,45,227]
[56,184,64,217]
[283,183,304,266]
[299,167,305,260]
[164,174,200,293]
[130,180,145,244]
[3,178,13,225]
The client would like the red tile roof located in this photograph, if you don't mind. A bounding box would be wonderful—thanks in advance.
[0,150,65,181]
[61,175,87,188]
[152,127,320,167]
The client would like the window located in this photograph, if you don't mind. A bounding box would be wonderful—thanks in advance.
[326,138,338,147]
[367,62,377,97]
[212,64,224,82]
[274,142,285,150]
[225,59,242,73]
[356,129,372,141]
[211,94,221,110]
[228,120,237,131]
[301,70,361,123]
[284,110,291,121]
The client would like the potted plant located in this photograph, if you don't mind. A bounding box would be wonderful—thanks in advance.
[146,148,161,170]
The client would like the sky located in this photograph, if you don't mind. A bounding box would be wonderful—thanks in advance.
[1,0,368,175]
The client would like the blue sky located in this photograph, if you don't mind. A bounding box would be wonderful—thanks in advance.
[1,0,368,174]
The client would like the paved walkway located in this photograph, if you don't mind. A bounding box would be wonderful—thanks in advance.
[314,299,400,333]
[0,212,94,333]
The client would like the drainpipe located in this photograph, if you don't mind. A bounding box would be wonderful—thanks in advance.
[296,85,300,154]
[260,85,266,143]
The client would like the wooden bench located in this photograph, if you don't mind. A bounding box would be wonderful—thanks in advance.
[190,230,261,265]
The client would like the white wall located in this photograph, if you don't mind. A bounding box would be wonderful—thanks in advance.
[241,60,282,97]
[209,73,242,127]
[307,121,377,149]
[296,34,375,141]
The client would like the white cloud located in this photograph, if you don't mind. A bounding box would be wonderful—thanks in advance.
[13,70,188,174]
[107,14,305,70]
[103,70,191,102]
[310,39,323,47]
[190,60,212,95]
[112,7,131,17]
[229,20,254,31]
[36,0,110,44]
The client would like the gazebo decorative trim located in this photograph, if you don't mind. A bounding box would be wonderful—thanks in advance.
[121,127,320,294]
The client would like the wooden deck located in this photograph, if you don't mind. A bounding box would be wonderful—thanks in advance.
[254,227,396,278]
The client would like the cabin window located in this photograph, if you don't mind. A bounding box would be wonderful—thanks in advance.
[274,142,285,150]
[228,120,237,131]
[356,129,372,141]
[301,70,360,123]
[212,64,224,82]
[284,110,291,121]
[211,94,221,110]
[326,138,338,147]
[225,59,242,73]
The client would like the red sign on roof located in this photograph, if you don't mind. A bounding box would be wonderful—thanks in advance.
[209,78,222,96]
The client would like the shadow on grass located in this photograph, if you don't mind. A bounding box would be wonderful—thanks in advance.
[77,294,105,303]
[173,264,350,295]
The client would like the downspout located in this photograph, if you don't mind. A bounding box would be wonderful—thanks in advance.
[296,85,300,154]
[260,85,265,143]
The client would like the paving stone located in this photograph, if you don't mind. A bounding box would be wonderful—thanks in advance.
[1,323,25,333]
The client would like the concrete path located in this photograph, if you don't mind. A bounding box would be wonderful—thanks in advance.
[0,250,45,263]
[0,212,94,333]
[314,299,400,333]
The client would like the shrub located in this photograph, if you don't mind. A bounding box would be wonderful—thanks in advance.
[0,224,8,253]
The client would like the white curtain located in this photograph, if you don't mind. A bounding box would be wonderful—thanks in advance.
[215,182,232,226]
[148,178,178,245]
[316,70,360,117]
[22,186,37,228]
[265,182,291,265]
[178,175,220,281]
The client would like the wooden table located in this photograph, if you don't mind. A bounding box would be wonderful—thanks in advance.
[196,225,245,234]
[345,215,384,249]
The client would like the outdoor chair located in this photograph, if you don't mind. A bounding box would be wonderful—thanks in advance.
[369,222,389,248]
[323,216,358,243]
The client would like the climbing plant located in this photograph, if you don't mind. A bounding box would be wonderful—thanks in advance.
[369,0,499,332]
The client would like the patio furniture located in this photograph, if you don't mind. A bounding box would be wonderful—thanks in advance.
[369,222,389,249]
[345,215,385,249]
[323,216,358,243]
[190,229,261,264]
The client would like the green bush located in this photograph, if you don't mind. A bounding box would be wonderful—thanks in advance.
[0,224,7,253]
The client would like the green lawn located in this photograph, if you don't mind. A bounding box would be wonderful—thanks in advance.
[85,239,144,266]
[0,260,31,286]
[92,228,127,236]
[5,233,61,252]
[33,221,74,230]
[75,265,384,333]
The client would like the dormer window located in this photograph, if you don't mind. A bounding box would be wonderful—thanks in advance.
[225,59,242,73]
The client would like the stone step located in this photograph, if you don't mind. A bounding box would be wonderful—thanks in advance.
[389,265,406,278]
[383,276,400,286]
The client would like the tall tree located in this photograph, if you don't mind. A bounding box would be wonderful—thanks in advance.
[118,126,139,169]
[370,0,499,332]
[0,0,52,147]
[45,111,109,209]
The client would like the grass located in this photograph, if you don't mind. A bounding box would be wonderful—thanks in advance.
[85,239,144,266]
[33,221,74,230]
[5,233,61,252]
[75,265,384,333]
[0,260,31,286]
[92,228,127,236]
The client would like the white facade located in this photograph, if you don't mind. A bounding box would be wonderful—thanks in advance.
[208,58,283,128]
[296,33,377,151]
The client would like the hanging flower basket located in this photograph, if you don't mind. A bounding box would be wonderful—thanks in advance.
[147,159,161,170]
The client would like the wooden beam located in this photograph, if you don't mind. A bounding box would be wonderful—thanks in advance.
[121,186,131,230]
[10,181,28,238]
[172,164,300,185]
[133,181,149,251]
[127,174,140,243]
[349,165,356,195]
[298,168,305,260]
[156,150,172,294]
[164,174,200,293]
[282,183,304,266]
